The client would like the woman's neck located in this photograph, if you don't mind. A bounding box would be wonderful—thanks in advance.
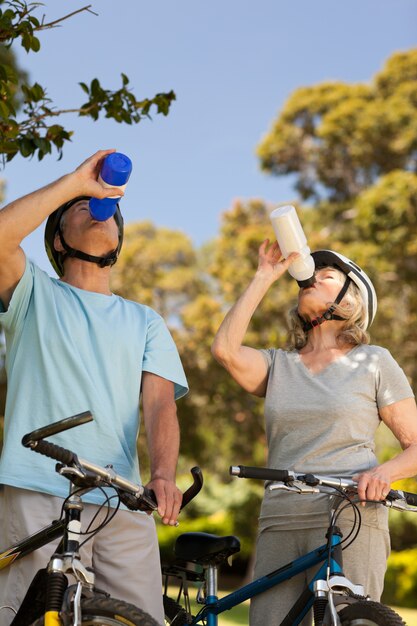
[301,322,349,354]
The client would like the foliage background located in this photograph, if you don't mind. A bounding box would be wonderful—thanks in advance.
[1,2,417,608]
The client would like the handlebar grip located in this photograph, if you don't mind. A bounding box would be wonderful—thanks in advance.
[230,465,291,482]
[27,440,76,465]
[403,490,417,506]
[122,467,204,513]
[22,412,93,446]
[181,466,203,510]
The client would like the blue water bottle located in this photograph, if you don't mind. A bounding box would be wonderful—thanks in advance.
[89,152,133,221]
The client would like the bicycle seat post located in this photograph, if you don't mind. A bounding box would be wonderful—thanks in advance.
[205,564,219,626]
[206,564,218,598]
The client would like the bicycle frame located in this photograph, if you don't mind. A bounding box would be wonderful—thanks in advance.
[5,488,95,626]
[172,530,361,626]
[0,519,65,571]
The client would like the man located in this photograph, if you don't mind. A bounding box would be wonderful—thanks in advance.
[0,149,188,625]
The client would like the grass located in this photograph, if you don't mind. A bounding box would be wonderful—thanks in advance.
[166,587,417,625]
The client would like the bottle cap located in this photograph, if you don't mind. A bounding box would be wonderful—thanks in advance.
[101,153,133,186]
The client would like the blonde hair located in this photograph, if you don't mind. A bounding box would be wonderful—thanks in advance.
[287,267,370,351]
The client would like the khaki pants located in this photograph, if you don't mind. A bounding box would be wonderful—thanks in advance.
[0,486,164,626]
[250,504,390,626]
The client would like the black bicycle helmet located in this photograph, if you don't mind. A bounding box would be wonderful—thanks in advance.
[44,196,124,277]
[302,250,377,332]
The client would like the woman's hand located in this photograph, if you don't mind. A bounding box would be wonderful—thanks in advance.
[354,467,392,506]
[256,239,299,283]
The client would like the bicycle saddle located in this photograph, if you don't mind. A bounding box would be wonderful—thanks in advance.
[174,532,240,565]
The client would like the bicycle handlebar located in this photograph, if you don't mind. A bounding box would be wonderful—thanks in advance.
[22,414,203,513]
[230,465,417,510]
[230,465,292,482]
[21,411,93,446]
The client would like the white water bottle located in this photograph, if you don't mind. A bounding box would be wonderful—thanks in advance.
[269,205,316,287]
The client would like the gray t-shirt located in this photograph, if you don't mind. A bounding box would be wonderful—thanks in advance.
[258,344,414,530]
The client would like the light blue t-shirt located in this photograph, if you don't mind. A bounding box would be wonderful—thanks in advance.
[0,259,188,504]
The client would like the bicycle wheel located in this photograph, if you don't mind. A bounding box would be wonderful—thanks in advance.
[31,594,160,626]
[163,594,192,626]
[338,600,405,625]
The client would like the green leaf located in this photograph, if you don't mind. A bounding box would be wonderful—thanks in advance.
[6,100,16,117]
[4,64,18,83]
[79,82,89,94]
[20,138,34,157]
[90,78,100,97]
[34,137,51,154]
[0,100,10,118]
[30,82,45,102]
[21,84,31,99]
[6,149,19,163]
[21,32,32,53]
[30,36,40,52]
[2,10,17,21]
[28,15,40,28]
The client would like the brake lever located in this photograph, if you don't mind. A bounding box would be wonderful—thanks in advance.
[268,481,320,494]
[118,488,158,513]
[56,464,104,489]
[138,488,158,512]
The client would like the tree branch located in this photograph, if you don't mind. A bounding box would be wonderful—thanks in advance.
[18,104,97,129]
[37,5,98,30]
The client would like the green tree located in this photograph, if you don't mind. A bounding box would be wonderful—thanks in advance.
[257,49,417,203]
[0,1,175,163]
[111,221,201,321]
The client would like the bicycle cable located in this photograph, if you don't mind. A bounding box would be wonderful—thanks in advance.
[324,487,362,574]
[58,485,122,549]
[78,492,121,550]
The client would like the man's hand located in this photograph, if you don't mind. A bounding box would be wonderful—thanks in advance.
[146,477,182,525]
[71,149,123,199]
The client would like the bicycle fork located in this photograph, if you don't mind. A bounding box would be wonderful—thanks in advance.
[44,556,94,626]
[312,528,366,626]
[44,493,95,626]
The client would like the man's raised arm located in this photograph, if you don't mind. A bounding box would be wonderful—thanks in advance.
[0,149,120,308]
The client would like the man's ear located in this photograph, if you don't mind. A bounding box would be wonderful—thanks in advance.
[54,232,64,253]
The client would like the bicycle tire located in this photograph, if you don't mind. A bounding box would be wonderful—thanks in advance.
[30,594,160,626]
[338,600,405,626]
[163,594,192,626]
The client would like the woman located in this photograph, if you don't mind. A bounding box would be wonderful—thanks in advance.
[211,240,417,626]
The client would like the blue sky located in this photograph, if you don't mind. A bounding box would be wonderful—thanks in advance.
[2,0,417,274]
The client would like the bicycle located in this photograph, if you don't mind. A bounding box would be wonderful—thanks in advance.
[162,465,417,626]
[0,411,203,626]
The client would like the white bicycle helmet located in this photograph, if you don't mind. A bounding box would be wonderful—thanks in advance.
[302,250,377,332]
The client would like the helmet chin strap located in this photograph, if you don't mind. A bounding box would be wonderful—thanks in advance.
[58,224,119,269]
[301,276,352,333]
